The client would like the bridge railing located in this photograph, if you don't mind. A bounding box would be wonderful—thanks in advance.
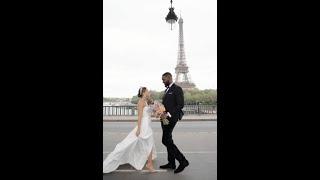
[103,105,216,116]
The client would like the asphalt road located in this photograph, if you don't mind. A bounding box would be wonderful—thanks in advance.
[103,121,217,180]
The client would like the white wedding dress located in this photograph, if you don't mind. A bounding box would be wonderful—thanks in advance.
[103,102,157,173]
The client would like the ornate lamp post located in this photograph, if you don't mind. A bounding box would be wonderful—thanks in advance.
[165,0,178,30]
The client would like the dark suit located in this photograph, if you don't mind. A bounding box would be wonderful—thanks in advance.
[161,83,186,165]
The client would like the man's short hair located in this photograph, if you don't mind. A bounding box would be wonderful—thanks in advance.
[162,72,172,77]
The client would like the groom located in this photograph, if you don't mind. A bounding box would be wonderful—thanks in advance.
[159,72,189,174]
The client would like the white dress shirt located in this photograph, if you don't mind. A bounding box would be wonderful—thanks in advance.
[165,82,174,93]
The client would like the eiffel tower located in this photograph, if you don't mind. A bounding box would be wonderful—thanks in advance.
[174,16,196,90]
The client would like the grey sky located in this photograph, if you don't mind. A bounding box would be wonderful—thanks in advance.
[104,0,217,98]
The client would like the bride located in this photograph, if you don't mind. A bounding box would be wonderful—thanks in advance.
[103,87,157,173]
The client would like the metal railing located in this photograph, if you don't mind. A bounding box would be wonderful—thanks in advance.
[103,105,216,116]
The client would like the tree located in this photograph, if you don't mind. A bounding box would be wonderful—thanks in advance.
[131,89,217,105]
[131,96,139,104]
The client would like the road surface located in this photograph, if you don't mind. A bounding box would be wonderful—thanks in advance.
[103,121,217,180]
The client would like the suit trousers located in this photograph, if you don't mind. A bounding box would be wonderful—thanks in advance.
[161,117,186,165]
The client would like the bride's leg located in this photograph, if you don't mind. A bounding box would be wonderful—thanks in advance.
[146,149,155,171]
[147,150,153,166]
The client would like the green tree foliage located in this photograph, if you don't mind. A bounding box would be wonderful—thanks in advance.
[184,89,217,105]
[130,90,165,104]
[130,89,216,105]
[131,96,139,104]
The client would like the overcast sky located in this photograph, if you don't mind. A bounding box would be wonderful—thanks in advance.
[104,0,216,98]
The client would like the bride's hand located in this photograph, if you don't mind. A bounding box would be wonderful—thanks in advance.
[160,113,167,120]
[136,128,140,137]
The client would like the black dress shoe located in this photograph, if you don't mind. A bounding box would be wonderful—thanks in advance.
[174,160,189,174]
[159,163,176,169]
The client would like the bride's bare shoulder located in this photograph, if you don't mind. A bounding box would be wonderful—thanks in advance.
[137,99,146,107]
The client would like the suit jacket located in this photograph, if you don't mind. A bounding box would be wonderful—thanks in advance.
[162,83,184,121]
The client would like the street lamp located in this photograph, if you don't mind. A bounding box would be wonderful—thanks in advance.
[165,0,178,30]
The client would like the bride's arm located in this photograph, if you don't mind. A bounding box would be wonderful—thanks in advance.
[136,100,144,135]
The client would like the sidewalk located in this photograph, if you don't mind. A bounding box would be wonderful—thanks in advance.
[103,114,216,122]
